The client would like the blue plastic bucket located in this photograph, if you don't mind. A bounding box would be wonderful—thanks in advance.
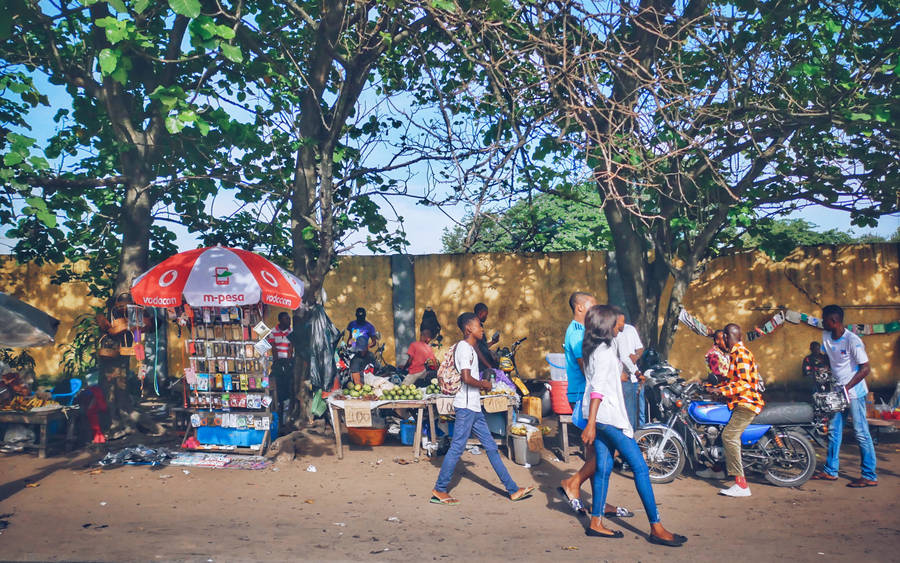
[400,420,417,445]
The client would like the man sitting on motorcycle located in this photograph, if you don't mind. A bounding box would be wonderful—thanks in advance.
[707,323,765,498]
[345,307,378,385]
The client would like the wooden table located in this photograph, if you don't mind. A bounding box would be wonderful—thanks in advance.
[867,416,900,444]
[0,406,77,458]
[328,399,435,461]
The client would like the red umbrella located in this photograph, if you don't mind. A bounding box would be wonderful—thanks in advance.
[131,246,304,309]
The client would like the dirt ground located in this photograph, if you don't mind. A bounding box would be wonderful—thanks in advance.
[0,422,898,562]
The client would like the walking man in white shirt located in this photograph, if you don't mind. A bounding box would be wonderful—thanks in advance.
[431,313,535,505]
[813,304,878,487]
[612,307,645,429]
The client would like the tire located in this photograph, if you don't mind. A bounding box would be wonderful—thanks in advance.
[759,431,816,487]
[634,427,686,484]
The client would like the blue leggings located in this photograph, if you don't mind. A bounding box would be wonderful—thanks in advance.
[592,423,660,523]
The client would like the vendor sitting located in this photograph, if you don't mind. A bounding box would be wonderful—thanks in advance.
[401,328,438,387]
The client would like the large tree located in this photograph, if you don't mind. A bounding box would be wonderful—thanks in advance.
[427,0,898,357]
[0,0,272,299]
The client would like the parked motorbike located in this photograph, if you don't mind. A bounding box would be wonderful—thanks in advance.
[635,362,819,487]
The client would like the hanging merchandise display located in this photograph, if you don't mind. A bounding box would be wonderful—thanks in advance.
[678,308,712,337]
[678,306,900,342]
[131,246,304,455]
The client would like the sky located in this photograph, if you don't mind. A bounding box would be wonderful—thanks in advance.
[3,57,897,257]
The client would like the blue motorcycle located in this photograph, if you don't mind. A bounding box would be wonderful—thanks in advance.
[635,364,819,487]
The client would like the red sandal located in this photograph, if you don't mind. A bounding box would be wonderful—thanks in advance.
[811,471,837,481]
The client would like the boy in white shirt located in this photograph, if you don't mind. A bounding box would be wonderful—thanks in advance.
[431,313,534,505]
[814,304,878,487]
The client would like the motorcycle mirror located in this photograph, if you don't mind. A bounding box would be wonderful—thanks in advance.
[492,331,500,340]
[706,374,720,386]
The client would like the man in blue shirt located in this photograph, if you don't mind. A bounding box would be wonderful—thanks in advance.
[558,292,631,519]
[345,307,378,385]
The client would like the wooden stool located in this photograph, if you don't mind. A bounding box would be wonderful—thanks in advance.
[557,414,582,463]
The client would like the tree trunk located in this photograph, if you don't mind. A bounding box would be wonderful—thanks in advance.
[657,273,691,359]
[603,199,669,353]
[114,174,154,297]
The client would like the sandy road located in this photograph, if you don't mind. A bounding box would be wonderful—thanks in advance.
[0,427,897,562]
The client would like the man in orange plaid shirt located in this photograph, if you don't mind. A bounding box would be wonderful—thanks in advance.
[708,323,765,497]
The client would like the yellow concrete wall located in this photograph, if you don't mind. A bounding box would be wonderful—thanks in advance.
[412,252,608,375]
[0,257,105,377]
[322,255,395,364]
[669,244,900,388]
[3,245,897,390]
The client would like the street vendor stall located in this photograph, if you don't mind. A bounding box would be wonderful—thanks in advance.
[0,293,75,457]
[327,396,434,460]
[131,246,304,455]
[327,379,520,461]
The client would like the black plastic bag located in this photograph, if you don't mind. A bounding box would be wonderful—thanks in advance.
[293,304,340,391]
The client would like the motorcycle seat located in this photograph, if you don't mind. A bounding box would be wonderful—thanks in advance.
[753,402,814,425]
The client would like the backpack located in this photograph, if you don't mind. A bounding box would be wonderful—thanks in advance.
[436,343,461,395]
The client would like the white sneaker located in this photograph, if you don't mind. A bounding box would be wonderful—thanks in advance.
[696,468,726,479]
[718,484,751,497]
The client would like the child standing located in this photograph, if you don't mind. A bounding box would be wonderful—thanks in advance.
[430,313,534,505]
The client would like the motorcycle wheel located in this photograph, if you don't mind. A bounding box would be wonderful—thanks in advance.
[634,428,685,484]
[758,431,816,487]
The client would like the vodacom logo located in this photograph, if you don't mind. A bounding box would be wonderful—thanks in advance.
[159,269,179,287]
[260,270,278,287]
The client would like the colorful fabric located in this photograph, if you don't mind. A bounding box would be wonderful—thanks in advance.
[716,341,765,414]
[705,345,730,378]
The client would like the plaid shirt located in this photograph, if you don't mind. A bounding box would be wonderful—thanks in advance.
[717,341,765,414]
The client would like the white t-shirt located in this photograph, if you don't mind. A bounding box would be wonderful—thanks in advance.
[616,324,642,382]
[453,340,482,412]
[582,341,634,438]
[823,329,869,399]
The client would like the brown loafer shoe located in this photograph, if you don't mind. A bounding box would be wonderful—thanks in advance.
[846,477,877,488]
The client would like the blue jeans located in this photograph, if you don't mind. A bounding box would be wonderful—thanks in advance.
[638,385,646,427]
[622,380,643,429]
[434,408,519,495]
[591,423,660,523]
[824,396,877,481]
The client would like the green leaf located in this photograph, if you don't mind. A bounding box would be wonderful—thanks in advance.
[107,0,127,13]
[98,48,119,75]
[134,0,151,13]
[168,0,201,18]
[196,120,210,136]
[105,23,129,45]
[214,24,235,39]
[36,209,57,229]
[220,43,243,63]
[431,0,456,11]
[3,152,24,166]
[849,112,871,121]
[165,116,184,134]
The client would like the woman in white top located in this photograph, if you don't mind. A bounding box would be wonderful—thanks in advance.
[580,305,686,546]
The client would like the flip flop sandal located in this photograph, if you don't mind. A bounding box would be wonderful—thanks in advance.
[430,495,460,505]
[511,486,535,501]
[811,471,838,481]
[557,486,587,515]
[604,506,635,518]
[846,478,877,488]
